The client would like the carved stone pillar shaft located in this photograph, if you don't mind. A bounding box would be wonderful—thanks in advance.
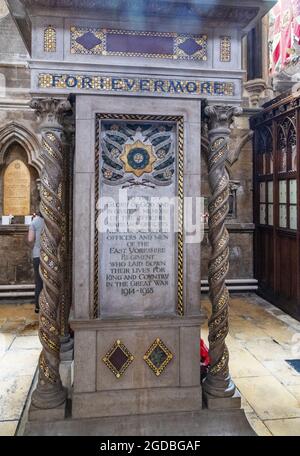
[202,105,242,398]
[30,98,72,408]
[59,125,74,355]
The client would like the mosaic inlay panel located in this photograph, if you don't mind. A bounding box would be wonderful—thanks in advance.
[102,339,134,378]
[70,26,207,61]
[144,338,173,376]
[38,73,235,97]
[101,121,175,186]
[220,36,231,62]
[44,25,56,52]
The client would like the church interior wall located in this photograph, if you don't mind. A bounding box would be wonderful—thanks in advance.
[0,0,40,288]
[201,114,254,283]
[0,0,267,293]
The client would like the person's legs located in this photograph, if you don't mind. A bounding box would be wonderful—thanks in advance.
[33,257,43,312]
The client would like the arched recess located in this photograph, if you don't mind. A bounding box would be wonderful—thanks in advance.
[0,122,42,216]
[0,121,42,173]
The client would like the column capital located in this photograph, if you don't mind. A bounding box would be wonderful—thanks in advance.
[30,97,72,130]
[204,104,242,132]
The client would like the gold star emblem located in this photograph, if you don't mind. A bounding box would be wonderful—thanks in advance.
[120,140,156,177]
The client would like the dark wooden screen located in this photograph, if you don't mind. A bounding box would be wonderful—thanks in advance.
[252,92,300,321]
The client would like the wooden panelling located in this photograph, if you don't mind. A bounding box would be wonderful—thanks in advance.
[253,96,300,322]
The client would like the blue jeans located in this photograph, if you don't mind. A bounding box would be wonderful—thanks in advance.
[33,257,43,308]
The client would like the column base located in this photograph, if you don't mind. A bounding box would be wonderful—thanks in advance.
[28,401,67,422]
[202,373,236,398]
[203,389,241,410]
[31,383,67,409]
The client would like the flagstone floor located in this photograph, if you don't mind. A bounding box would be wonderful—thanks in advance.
[0,294,300,436]
[0,303,40,436]
[202,293,300,436]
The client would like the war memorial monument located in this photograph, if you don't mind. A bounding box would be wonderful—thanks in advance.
[6,0,275,435]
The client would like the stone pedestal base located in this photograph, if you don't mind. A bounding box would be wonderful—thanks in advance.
[28,401,66,422]
[59,360,74,398]
[203,389,242,410]
[72,316,203,419]
[24,408,255,436]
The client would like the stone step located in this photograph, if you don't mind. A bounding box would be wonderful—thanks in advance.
[0,291,35,297]
[0,284,35,290]
[201,278,258,292]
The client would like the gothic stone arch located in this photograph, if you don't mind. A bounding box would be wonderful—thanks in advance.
[0,121,42,173]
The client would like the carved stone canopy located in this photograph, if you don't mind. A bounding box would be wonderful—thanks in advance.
[8,0,276,52]
[13,0,273,27]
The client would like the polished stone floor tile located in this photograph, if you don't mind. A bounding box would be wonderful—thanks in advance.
[202,294,300,434]
[235,376,300,420]
[229,318,269,341]
[247,417,272,436]
[0,333,15,357]
[262,360,300,386]
[286,384,300,402]
[230,347,270,378]
[264,418,300,436]
[0,302,39,432]
[241,338,291,362]
[0,420,18,436]
[255,321,296,346]
[0,348,40,380]
[0,375,34,420]
[10,335,41,351]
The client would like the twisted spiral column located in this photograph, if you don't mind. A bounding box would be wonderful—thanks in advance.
[30,98,72,409]
[202,105,242,398]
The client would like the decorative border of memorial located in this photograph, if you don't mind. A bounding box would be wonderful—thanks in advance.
[94,113,184,319]
[38,73,235,98]
[102,339,134,378]
[70,26,208,61]
[143,338,173,376]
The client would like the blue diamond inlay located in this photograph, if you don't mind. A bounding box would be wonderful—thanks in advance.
[178,38,202,56]
[76,31,102,50]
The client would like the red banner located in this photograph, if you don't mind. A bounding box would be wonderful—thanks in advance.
[269,0,300,74]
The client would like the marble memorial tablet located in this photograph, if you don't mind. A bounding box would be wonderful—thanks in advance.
[97,119,180,318]
[3,160,30,216]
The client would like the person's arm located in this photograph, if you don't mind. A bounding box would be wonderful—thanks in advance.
[27,226,35,248]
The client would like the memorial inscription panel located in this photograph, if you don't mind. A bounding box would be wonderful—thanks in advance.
[97,117,183,318]
[3,160,30,215]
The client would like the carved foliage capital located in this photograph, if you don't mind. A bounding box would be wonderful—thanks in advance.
[30,97,72,130]
[204,105,243,132]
